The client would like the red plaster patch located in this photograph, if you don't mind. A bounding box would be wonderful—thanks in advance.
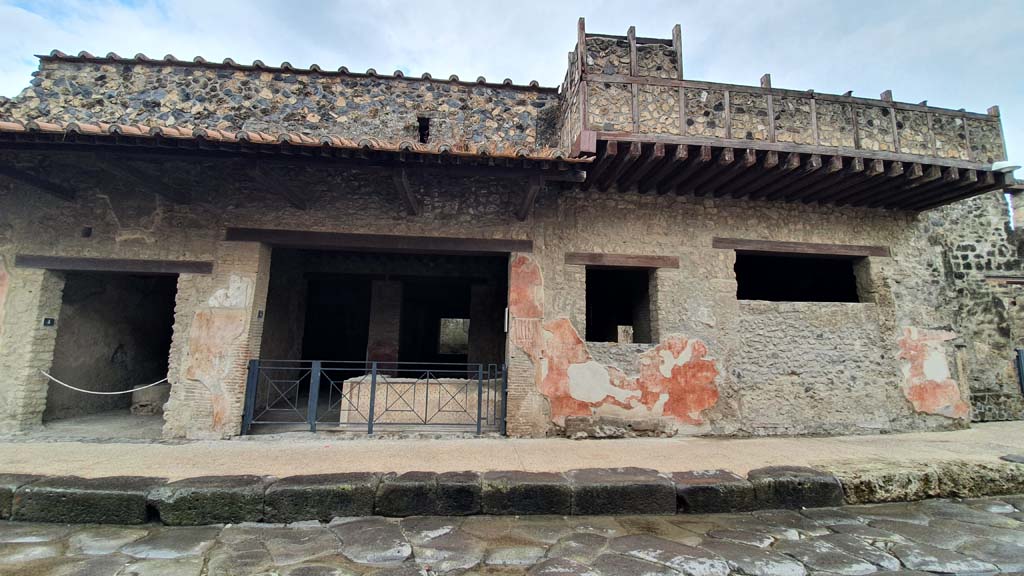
[509,254,543,319]
[185,308,247,431]
[897,327,969,419]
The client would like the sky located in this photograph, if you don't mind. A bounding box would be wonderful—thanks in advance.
[1,0,1023,173]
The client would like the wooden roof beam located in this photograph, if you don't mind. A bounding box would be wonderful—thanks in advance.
[582,141,619,191]
[847,162,924,207]
[729,152,799,199]
[750,154,823,200]
[0,164,76,202]
[868,164,942,207]
[684,147,737,196]
[771,155,843,202]
[829,161,904,205]
[393,167,421,216]
[888,166,960,207]
[909,170,1013,211]
[700,148,758,196]
[658,145,712,194]
[792,157,865,204]
[639,144,687,193]
[713,150,778,198]
[599,141,642,191]
[619,143,665,191]
[901,169,981,210]
[515,174,543,221]
[808,159,885,203]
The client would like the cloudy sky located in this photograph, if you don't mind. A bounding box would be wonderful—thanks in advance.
[2,0,1023,171]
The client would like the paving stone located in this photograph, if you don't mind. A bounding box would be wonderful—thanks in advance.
[263,526,342,565]
[887,541,999,574]
[565,516,626,538]
[929,517,1024,547]
[45,554,134,576]
[459,516,512,541]
[751,510,831,536]
[509,517,574,544]
[567,467,675,515]
[829,523,910,545]
[119,557,205,575]
[149,475,266,526]
[867,519,977,550]
[437,471,481,515]
[485,545,546,566]
[773,538,876,575]
[746,466,844,510]
[0,475,40,520]
[706,529,773,548]
[609,534,730,576]
[362,564,427,576]
[816,534,900,571]
[481,471,571,515]
[399,516,461,545]
[67,525,149,555]
[0,522,71,543]
[613,516,703,545]
[917,498,1024,528]
[699,540,808,576]
[962,498,1018,514]
[853,503,932,526]
[408,529,485,572]
[956,538,1024,572]
[11,475,161,524]
[330,517,411,565]
[702,514,800,541]
[280,563,362,576]
[799,507,865,526]
[673,470,757,513]
[374,472,438,517]
[265,473,379,523]
[0,542,63,565]
[528,557,598,576]
[545,532,607,563]
[590,553,679,576]
[120,526,220,559]
[205,537,274,576]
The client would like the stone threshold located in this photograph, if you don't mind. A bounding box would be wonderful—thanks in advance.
[1,461,1022,526]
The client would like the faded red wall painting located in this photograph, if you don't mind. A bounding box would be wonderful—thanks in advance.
[897,326,969,419]
[508,253,719,427]
[184,308,247,431]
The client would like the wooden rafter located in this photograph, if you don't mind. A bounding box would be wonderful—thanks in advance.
[516,174,543,221]
[393,167,420,216]
[659,145,712,194]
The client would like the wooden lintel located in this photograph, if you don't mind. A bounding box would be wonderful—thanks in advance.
[711,237,890,258]
[393,167,421,216]
[565,252,680,269]
[15,255,213,275]
[225,227,532,255]
[516,174,543,221]
[0,164,76,202]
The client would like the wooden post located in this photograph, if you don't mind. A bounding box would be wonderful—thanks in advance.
[672,24,683,79]
[762,74,776,143]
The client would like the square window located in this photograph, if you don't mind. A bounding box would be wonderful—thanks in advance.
[438,317,470,355]
[585,267,653,343]
[734,253,862,302]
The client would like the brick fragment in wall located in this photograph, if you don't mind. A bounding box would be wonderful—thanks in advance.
[636,44,678,79]
[638,85,680,135]
[896,110,932,156]
[0,60,561,153]
[968,119,1006,163]
[816,101,855,147]
[587,83,632,132]
[684,88,726,138]
[728,92,770,141]
[931,114,969,160]
[585,37,630,75]
[857,106,895,152]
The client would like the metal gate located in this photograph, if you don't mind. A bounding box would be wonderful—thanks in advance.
[241,360,507,435]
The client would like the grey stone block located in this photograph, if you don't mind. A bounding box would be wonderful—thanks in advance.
[747,466,845,509]
[481,471,571,515]
[1000,454,1024,464]
[672,469,756,513]
[149,475,266,525]
[0,474,41,520]
[375,471,438,517]
[437,471,481,515]
[264,472,379,522]
[12,476,163,524]
[568,467,675,515]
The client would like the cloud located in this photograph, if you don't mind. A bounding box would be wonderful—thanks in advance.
[1,0,1023,169]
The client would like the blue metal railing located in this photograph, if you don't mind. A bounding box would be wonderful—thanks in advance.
[241,360,507,435]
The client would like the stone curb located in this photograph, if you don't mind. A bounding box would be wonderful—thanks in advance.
[3,459,1022,525]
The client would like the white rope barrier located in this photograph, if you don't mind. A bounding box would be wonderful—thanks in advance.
[40,370,167,396]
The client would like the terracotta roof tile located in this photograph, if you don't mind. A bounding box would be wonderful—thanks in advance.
[0,118,581,163]
[39,50,555,92]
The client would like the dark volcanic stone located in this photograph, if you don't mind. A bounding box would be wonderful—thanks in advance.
[747,466,845,509]
[1000,454,1024,464]
[437,471,481,515]
[672,469,756,513]
[264,472,379,522]
[0,474,41,520]
[148,475,266,525]
[12,475,163,524]
[375,471,438,517]
[568,467,675,515]
[481,471,571,515]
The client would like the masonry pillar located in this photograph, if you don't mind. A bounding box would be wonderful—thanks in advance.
[366,280,402,364]
[505,253,548,437]
[162,241,271,439]
[0,262,66,433]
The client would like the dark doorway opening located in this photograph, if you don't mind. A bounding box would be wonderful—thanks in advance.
[43,271,177,439]
[301,275,372,361]
[585,267,653,343]
[734,253,861,302]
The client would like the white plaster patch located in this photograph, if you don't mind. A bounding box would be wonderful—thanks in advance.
[567,360,638,404]
[207,275,253,308]
[921,343,952,382]
[658,340,695,378]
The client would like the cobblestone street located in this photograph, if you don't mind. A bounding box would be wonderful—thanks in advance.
[2,496,1024,575]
